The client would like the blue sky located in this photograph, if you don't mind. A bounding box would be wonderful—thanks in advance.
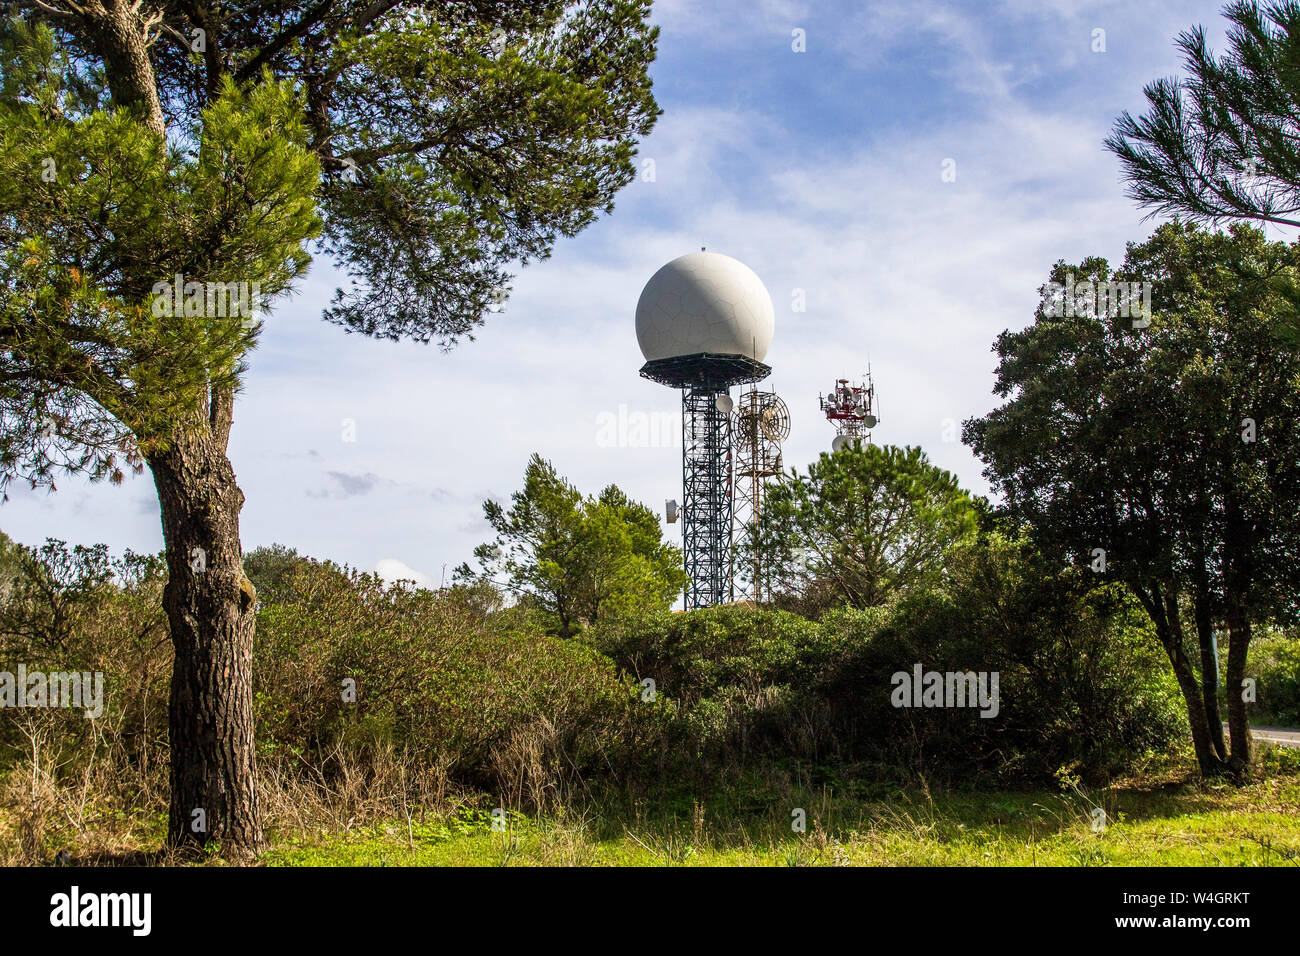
[5,0,1277,589]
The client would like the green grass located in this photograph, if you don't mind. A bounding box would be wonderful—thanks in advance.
[12,749,1299,867]
[262,767,1300,867]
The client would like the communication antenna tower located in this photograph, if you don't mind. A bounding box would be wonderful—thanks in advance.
[819,368,879,451]
[732,389,789,603]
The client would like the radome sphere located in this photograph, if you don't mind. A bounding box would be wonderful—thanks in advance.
[635,252,775,363]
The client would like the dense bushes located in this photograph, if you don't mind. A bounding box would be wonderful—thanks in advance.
[587,605,830,706]
[0,537,170,789]
[0,537,661,861]
[246,547,654,801]
[1248,630,1300,727]
[588,534,1187,785]
[586,605,835,767]
[0,524,1251,862]
[810,535,1183,783]
[0,536,171,861]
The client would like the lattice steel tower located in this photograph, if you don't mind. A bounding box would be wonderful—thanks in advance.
[636,252,776,609]
[732,389,789,603]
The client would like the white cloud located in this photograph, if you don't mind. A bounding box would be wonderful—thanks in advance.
[373,558,437,590]
[0,0,1245,592]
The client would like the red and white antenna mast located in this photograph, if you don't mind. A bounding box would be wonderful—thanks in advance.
[818,368,879,451]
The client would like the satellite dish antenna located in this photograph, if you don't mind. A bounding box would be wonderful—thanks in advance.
[832,435,847,452]
[757,395,791,442]
[715,394,734,414]
[863,414,878,429]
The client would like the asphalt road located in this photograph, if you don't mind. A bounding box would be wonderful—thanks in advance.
[1223,724,1300,748]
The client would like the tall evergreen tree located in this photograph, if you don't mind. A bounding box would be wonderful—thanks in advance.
[1107,1,1300,232]
[965,222,1300,776]
[752,444,979,617]
[466,454,686,635]
[0,1,659,858]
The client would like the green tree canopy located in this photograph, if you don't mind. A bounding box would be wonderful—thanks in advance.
[1,22,321,488]
[964,220,1300,775]
[465,453,686,635]
[0,0,659,859]
[753,444,980,617]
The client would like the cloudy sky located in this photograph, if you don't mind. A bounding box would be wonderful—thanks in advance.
[4,0,1273,590]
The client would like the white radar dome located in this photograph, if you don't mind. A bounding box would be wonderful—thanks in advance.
[636,252,775,363]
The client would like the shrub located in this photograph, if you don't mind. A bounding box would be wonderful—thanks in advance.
[813,535,1184,784]
[1247,630,1300,727]
[0,535,171,862]
[586,605,833,766]
[247,548,656,804]
[591,534,1186,786]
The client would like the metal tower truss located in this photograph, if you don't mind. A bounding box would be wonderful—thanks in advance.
[640,353,770,609]
[732,389,789,603]
[641,353,770,609]
[681,387,734,609]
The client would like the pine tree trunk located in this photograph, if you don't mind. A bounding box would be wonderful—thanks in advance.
[91,2,167,138]
[1223,602,1253,776]
[147,392,262,861]
[72,0,266,860]
[1192,587,1227,762]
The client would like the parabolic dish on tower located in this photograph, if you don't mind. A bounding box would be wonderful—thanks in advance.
[635,252,775,363]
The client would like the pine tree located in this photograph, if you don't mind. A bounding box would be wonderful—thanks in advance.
[1107,1,1300,231]
[0,1,659,859]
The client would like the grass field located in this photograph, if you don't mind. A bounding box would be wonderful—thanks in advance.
[9,749,1300,867]
[260,762,1300,868]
